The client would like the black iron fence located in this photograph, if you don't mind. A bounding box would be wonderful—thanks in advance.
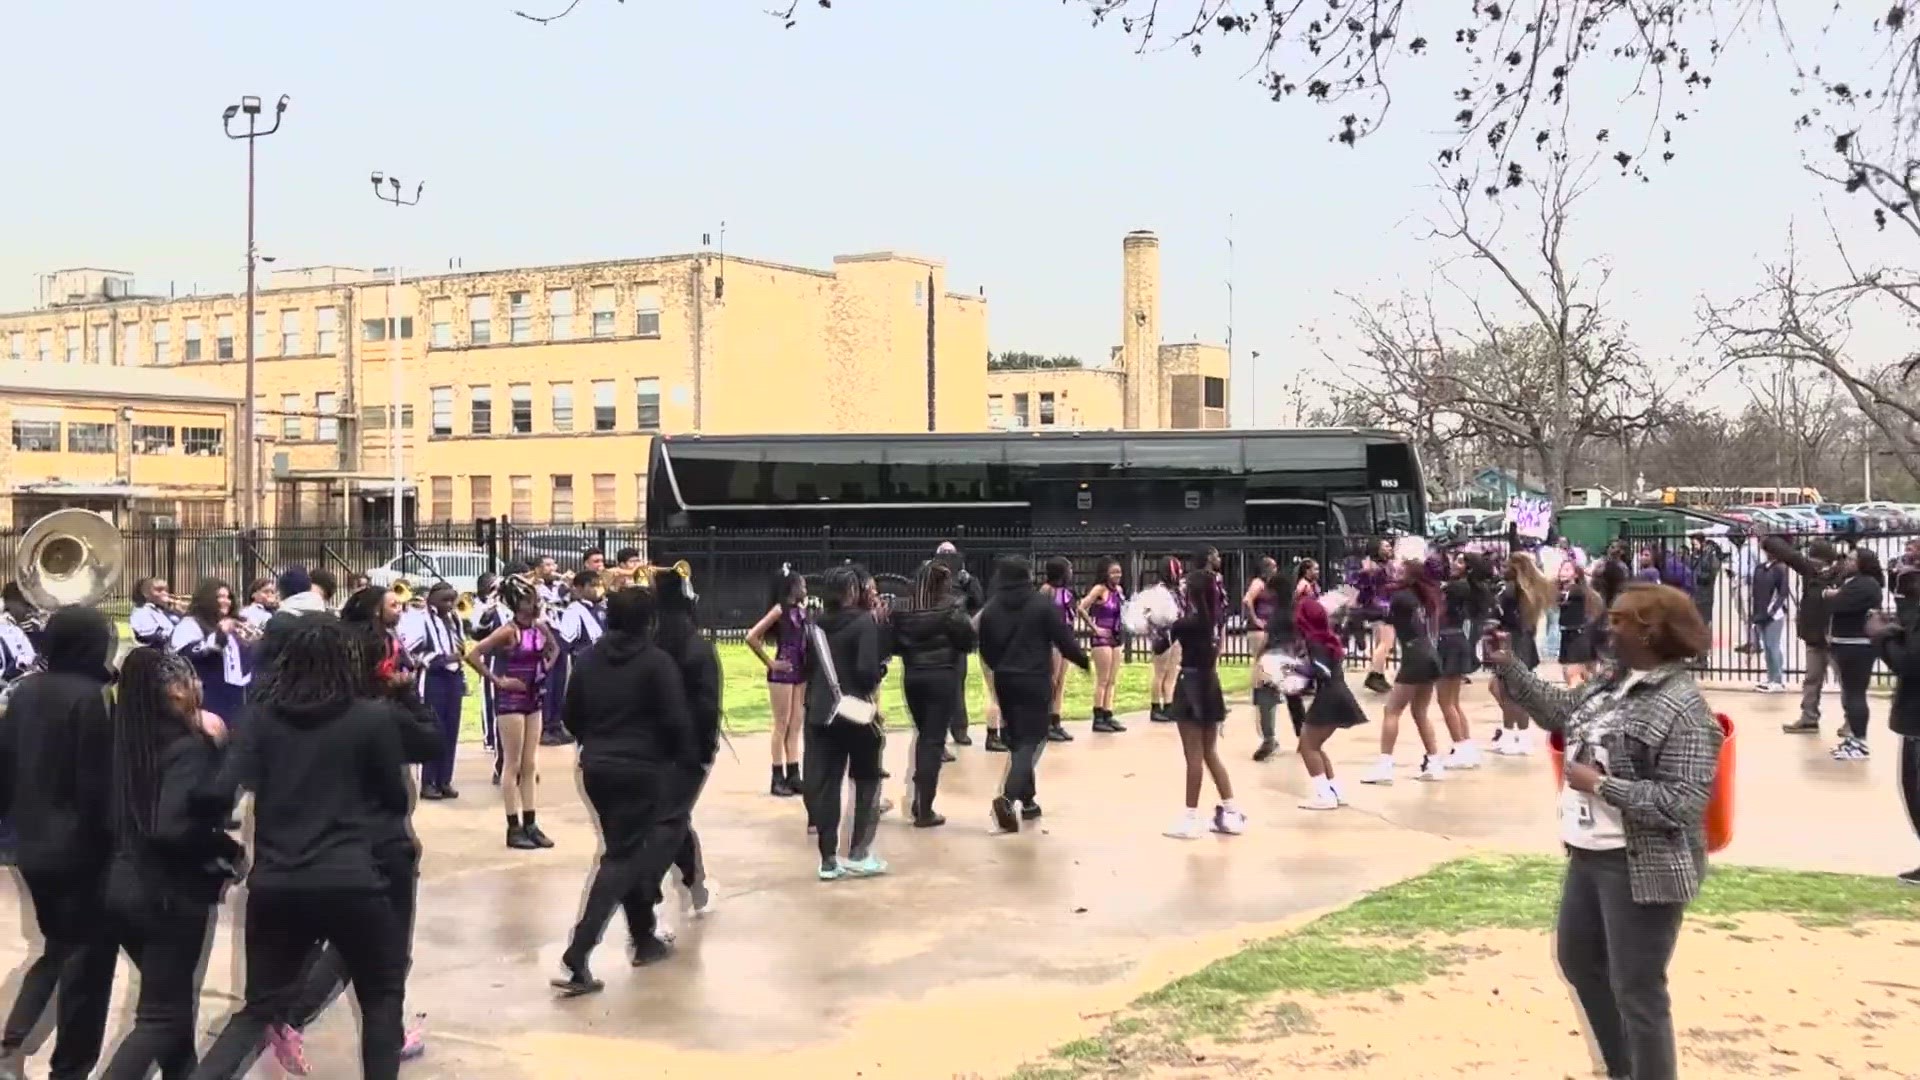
[3,516,1909,683]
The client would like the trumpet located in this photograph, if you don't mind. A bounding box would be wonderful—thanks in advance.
[454,592,476,621]
[392,579,414,605]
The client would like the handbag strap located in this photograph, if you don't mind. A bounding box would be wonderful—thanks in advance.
[809,623,843,700]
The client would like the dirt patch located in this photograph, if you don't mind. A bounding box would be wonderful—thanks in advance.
[1155,915,1920,1079]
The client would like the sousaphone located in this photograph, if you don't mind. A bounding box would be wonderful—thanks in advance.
[16,508,123,611]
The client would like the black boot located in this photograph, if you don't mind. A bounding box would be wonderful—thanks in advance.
[984,729,1009,753]
[1046,714,1073,742]
[785,762,802,794]
[506,816,538,850]
[550,960,604,997]
[1364,671,1392,695]
[523,812,556,849]
[1150,702,1174,723]
[771,765,793,797]
[1091,708,1122,734]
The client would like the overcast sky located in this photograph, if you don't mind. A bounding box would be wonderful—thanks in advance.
[2,1,1907,424]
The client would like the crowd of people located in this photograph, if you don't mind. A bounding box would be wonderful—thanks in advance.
[0,520,1916,1080]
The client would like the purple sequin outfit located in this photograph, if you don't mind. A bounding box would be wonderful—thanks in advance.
[1089,586,1124,646]
[767,605,809,685]
[495,624,550,714]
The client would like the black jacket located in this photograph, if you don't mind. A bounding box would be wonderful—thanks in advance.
[1826,572,1885,643]
[1749,560,1790,625]
[1878,614,1920,738]
[655,618,722,767]
[977,583,1088,680]
[890,596,976,676]
[1689,545,1723,602]
[112,732,242,903]
[0,669,112,878]
[225,694,411,892]
[1763,537,1839,647]
[563,630,695,771]
[935,554,985,615]
[805,608,888,725]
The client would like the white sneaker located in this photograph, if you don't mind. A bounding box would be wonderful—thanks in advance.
[1328,779,1351,805]
[1212,805,1248,835]
[1165,812,1205,840]
[685,878,716,918]
[1450,745,1482,770]
[1359,760,1396,785]
[653,904,678,944]
[1416,755,1446,782]
[1297,791,1339,811]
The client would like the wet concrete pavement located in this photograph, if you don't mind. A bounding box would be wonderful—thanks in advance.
[1,677,1910,1077]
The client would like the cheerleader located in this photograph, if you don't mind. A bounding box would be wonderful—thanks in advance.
[465,576,559,850]
[1362,558,1446,784]
[238,577,278,630]
[169,579,249,732]
[1294,559,1322,600]
[129,577,180,651]
[1164,569,1244,839]
[405,584,470,800]
[1076,557,1127,734]
[1293,595,1368,809]
[1435,553,1494,770]
[745,569,810,796]
[1147,557,1184,723]
[1041,557,1076,743]
[472,573,507,782]
[1557,560,1599,686]
[1351,539,1397,693]
[1243,556,1279,706]
[1491,552,1553,755]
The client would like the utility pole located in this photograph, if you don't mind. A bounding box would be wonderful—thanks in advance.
[370,171,424,554]
[222,94,289,529]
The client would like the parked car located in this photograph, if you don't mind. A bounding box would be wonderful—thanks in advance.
[365,548,496,596]
[1429,508,1500,537]
[1770,506,1830,533]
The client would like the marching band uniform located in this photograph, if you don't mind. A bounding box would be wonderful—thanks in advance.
[169,616,249,731]
[556,596,605,662]
[538,578,572,745]
[129,601,178,652]
[238,602,275,631]
[0,617,36,684]
[403,605,469,799]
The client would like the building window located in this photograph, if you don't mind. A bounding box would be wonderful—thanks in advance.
[67,422,114,454]
[132,425,176,454]
[550,474,574,523]
[216,315,234,359]
[360,404,412,431]
[1038,391,1056,426]
[510,474,532,520]
[592,380,615,432]
[987,394,1004,423]
[551,382,574,432]
[281,393,302,440]
[635,295,661,339]
[6,330,20,360]
[92,324,112,364]
[123,322,140,365]
[316,307,339,352]
[279,309,300,354]
[591,285,615,337]
[183,427,224,456]
[470,475,493,519]
[430,386,453,437]
[252,312,267,356]
[592,473,616,520]
[183,319,203,361]
[362,318,386,342]
[471,385,493,435]
[1203,376,1226,409]
[63,326,80,363]
[635,377,660,430]
[510,383,532,434]
[34,329,51,362]
[635,474,648,521]
[10,420,59,452]
[509,291,532,342]
[152,322,170,364]
[468,295,492,344]
[549,288,574,341]
[430,298,452,347]
[430,476,454,523]
[316,391,339,442]
[1012,392,1030,428]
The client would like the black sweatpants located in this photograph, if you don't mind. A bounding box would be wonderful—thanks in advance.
[1555,848,1685,1080]
[1833,642,1877,741]
[904,667,960,813]
[3,867,117,1080]
[667,764,710,891]
[564,765,684,970]
[994,672,1052,805]
[808,719,885,865]
[1901,737,1920,843]
[100,863,215,1080]
[190,889,408,1080]
[950,652,972,739]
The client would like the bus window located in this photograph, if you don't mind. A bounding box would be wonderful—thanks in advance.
[662,443,763,505]
[1002,438,1123,487]
[1123,437,1241,478]
[885,440,1001,501]
[1330,494,1374,535]
[1376,492,1414,533]
[763,442,883,503]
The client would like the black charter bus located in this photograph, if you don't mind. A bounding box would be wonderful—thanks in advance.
[646,429,1425,535]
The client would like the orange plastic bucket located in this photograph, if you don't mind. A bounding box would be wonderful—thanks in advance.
[1548,712,1735,853]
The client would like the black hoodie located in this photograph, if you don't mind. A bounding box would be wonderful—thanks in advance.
[804,607,887,725]
[226,692,410,892]
[0,608,114,878]
[1878,610,1920,738]
[562,630,695,771]
[1763,536,1839,647]
[891,595,976,674]
[977,576,1088,680]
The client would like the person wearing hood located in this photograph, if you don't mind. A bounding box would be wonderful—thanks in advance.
[934,542,983,749]
[273,566,331,618]
[648,565,722,936]
[804,564,893,878]
[0,606,119,1080]
[191,617,411,1080]
[1763,536,1842,735]
[977,556,1089,834]
[891,559,977,827]
[552,586,696,995]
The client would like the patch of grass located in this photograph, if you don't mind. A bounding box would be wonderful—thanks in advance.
[1004,854,1920,1079]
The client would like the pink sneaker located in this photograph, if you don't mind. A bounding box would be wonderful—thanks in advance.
[266,1023,310,1076]
[400,1023,426,1061]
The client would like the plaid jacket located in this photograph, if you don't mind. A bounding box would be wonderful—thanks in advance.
[1495,659,1723,904]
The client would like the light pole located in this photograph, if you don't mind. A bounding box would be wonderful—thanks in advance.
[370,172,423,552]
[222,94,289,531]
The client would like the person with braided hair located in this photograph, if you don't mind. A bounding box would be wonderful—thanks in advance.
[465,575,559,850]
